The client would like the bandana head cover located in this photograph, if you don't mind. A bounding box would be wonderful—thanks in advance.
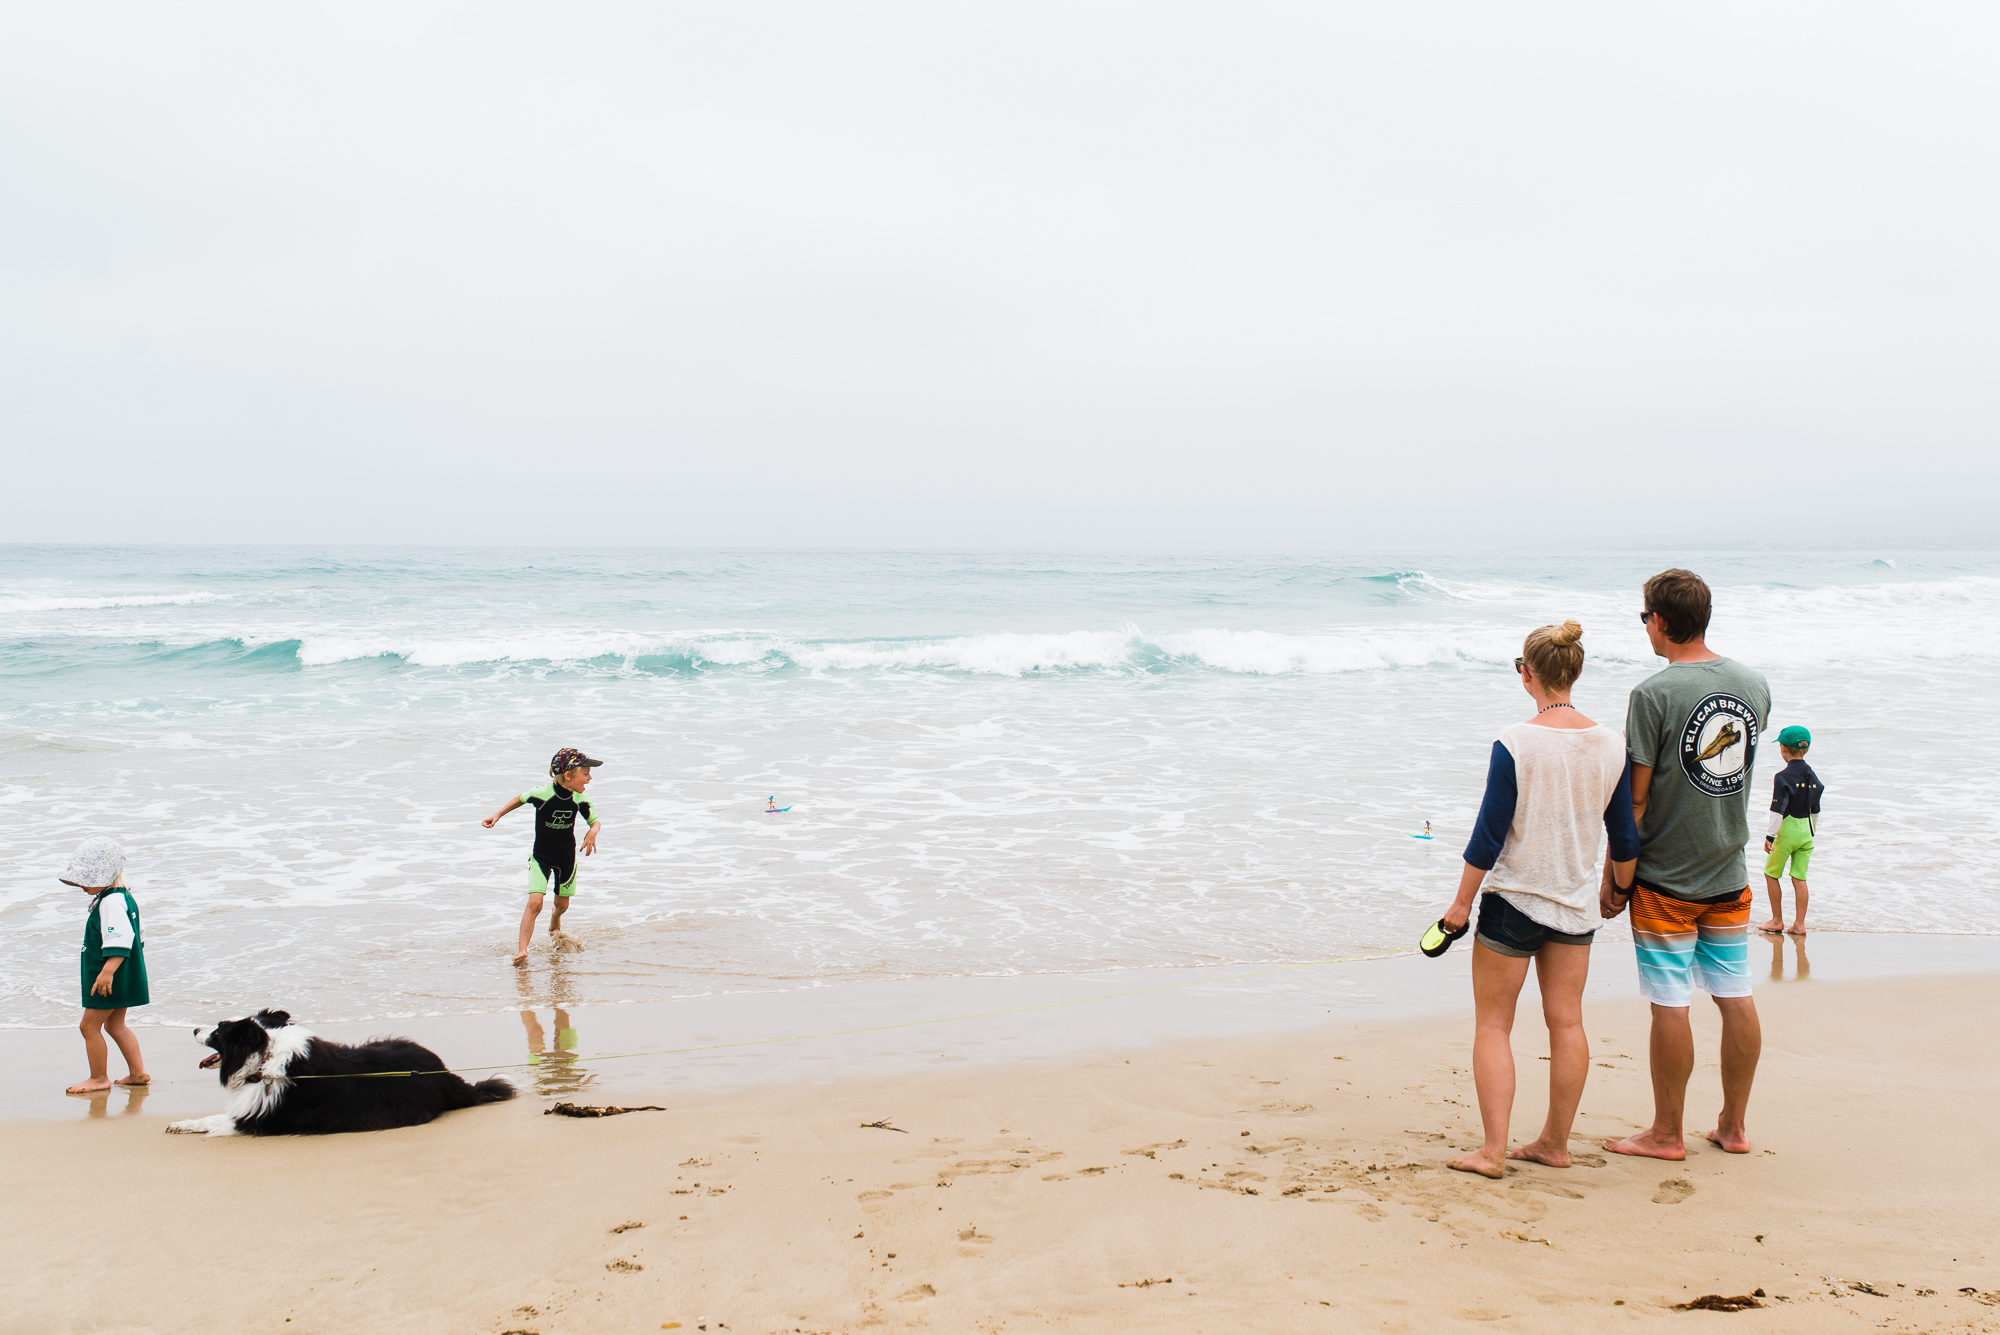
[549,747,604,776]
[61,835,127,889]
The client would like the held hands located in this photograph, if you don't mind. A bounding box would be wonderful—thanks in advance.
[1599,885,1630,920]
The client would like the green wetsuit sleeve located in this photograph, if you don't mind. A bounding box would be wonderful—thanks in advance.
[580,797,599,825]
[521,783,557,805]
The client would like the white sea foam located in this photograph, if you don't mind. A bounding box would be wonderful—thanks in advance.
[4,549,1997,1029]
[0,590,228,613]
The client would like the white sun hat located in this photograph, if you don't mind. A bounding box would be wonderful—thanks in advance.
[60,836,127,889]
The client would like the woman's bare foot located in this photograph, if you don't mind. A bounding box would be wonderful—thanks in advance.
[1785,923,1807,936]
[65,1078,112,1095]
[511,950,530,966]
[114,1074,149,1087]
[1703,1126,1752,1153]
[1447,1150,1508,1180]
[1508,1140,1572,1168]
[1605,1130,1686,1160]
[1755,919,1784,934]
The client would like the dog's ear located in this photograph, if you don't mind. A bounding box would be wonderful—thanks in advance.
[254,1009,291,1029]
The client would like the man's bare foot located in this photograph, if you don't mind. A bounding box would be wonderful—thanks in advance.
[1755,919,1784,934]
[114,1074,149,1087]
[65,1079,112,1095]
[1447,1150,1508,1180]
[1508,1140,1572,1168]
[1703,1126,1752,1153]
[1785,924,1807,936]
[1605,1130,1686,1160]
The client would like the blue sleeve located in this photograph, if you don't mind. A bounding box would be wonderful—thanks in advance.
[1462,741,1517,871]
[1604,760,1640,862]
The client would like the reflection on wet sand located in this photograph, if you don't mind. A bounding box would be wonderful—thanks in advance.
[1766,931,1811,982]
[517,959,597,1098]
[79,1085,149,1120]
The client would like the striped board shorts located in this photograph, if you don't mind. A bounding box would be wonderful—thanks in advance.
[1630,886,1753,1007]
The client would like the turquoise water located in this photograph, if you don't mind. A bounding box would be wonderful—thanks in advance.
[3,547,1995,1029]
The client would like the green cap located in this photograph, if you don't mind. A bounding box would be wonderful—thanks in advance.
[1777,725,1811,749]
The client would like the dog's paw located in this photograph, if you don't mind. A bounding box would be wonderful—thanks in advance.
[167,1115,236,1136]
[166,1121,207,1135]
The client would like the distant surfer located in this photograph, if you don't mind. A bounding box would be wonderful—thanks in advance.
[767,796,781,812]
[1424,821,1433,839]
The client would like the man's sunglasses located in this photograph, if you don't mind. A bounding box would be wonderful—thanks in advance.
[1638,610,1653,624]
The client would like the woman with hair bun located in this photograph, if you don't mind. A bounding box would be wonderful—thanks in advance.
[1435,620,1641,1179]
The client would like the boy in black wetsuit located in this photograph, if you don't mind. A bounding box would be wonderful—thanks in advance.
[1758,725,1822,936]
[484,748,605,965]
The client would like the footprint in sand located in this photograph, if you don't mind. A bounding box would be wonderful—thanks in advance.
[1510,1180,1584,1199]
[1651,1178,1697,1205]
[858,1190,894,1211]
[957,1227,994,1256]
[1568,1153,1607,1168]
[897,1284,936,1303]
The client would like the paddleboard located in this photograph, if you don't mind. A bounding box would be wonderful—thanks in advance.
[765,806,792,813]
[1410,834,1434,840]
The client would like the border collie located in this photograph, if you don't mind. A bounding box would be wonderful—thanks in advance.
[167,1009,514,1136]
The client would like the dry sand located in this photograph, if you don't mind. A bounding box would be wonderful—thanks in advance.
[6,969,1998,1334]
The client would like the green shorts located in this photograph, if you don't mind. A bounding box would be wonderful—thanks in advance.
[1764,816,1813,880]
[528,857,578,898]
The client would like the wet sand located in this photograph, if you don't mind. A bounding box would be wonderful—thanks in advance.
[6,965,1999,1333]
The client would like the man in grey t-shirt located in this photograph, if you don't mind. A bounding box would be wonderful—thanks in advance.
[1600,569,1769,1160]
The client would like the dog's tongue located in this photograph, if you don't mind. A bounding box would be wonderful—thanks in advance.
[199,1053,220,1069]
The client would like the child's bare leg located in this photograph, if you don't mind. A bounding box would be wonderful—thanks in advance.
[68,1010,114,1094]
[1786,878,1809,934]
[549,892,568,936]
[515,894,544,965]
[104,1009,147,1084]
[1757,875,1784,934]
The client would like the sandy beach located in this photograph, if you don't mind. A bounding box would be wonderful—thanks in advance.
[6,966,1997,1334]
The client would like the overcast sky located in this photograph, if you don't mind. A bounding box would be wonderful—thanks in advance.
[3,4,1996,549]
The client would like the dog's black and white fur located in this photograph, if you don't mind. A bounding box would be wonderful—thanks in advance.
[166,1009,514,1136]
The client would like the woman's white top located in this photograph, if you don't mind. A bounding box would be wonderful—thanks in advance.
[1478,721,1634,936]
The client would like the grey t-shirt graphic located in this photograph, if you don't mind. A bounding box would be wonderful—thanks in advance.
[1624,657,1773,902]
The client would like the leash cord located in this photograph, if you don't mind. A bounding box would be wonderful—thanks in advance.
[285,948,1413,1081]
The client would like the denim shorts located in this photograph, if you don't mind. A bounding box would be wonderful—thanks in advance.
[1475,892,1595,958]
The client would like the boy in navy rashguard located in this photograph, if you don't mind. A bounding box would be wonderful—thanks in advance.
[1759,725,1822,936]
[484,748,604,965]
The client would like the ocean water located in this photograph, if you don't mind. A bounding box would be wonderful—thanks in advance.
[3,546,1995,1031]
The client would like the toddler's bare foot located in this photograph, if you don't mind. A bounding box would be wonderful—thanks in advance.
[1755,919,1783,934]
[1508,1140,1572,1168]
[114,1074,149,1087]
[1605,1130,1686,1160]
[65,1078,112,1095]
[1447,1150,1508,1179]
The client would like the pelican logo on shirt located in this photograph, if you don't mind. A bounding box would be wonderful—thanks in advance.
[1679,693,1759,797]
